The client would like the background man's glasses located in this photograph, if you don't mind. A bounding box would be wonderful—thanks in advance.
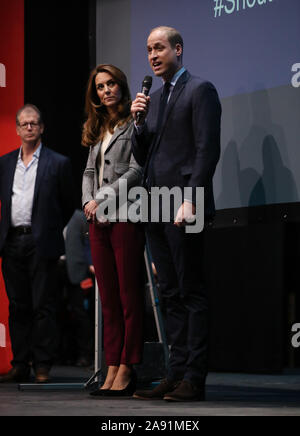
[18,122,40,129]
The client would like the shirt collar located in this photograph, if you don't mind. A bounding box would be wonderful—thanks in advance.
[163,66,186,87]
[19,143,42,160]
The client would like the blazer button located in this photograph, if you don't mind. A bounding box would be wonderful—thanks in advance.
[105,159,110,165]
[103,178,109,184]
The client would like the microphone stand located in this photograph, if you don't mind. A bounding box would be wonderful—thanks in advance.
[18,281,104,392]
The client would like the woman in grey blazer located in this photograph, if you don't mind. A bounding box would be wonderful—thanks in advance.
[82,64,144,397]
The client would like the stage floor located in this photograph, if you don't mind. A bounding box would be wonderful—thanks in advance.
[0,366,300,416]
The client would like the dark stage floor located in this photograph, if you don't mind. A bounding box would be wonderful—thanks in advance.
[0,366,300,416]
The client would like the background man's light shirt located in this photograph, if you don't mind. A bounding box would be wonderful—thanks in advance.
[11,144,42,227]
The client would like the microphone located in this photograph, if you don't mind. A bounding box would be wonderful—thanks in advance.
[136,75,152,123]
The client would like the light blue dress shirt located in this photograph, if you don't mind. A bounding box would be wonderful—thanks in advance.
[165,66,186,102]
[11,143,42,227]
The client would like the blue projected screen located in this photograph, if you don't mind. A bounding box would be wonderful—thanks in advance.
[130,0,300,210]
[130,0,300,97]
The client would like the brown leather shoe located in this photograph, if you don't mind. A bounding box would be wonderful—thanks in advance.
[35,367,50,383]
[0,366,30,383]
[133,379,181,400]
[163,380,205,402]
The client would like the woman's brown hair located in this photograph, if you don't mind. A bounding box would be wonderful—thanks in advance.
[82,64,132,147]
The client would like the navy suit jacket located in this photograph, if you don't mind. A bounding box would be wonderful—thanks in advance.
[0,145,75,259]
[132,70,222,218]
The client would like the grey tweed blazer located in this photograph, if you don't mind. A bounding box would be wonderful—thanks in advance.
[82,121,142,218]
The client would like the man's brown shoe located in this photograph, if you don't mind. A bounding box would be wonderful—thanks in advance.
[0,366,30,383]
[133,379,181,400]
[35,367,50,383]
[163,380,205,402]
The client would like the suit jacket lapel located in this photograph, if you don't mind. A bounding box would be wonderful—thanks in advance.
[154,70,190,147]
[6,150,19,209]
[104,122,130,154]
[164,70,190,126]
[33,146,50,207]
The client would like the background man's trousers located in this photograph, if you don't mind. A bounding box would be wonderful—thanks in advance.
[2,231,58,369]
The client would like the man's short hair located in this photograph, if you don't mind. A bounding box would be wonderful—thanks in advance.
[150,26,184,51]
[16,104,43,125]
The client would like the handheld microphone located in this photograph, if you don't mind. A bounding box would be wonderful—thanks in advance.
[136,76,152,123]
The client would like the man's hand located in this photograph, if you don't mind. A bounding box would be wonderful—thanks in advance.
[174,201,196,227]
[131,93,151,125]
[84,200,98,222]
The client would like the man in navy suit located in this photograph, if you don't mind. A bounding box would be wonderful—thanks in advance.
[0,104,75,383]
[131,27,221,401]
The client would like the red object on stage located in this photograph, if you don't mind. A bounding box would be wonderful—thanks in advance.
[0,0,24,374]
[80,278,94,290]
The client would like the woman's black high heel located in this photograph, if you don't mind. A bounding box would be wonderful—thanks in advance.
[90,387,111,397]
[101,370,137,397]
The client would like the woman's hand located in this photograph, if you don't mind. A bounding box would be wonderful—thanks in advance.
[96,215,110,227]
[84,201,110,226]
[84,200,98,222]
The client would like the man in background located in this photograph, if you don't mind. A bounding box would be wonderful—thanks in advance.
[0,104,75,383]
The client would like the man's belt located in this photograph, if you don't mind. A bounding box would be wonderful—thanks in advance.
[10,226,32,235]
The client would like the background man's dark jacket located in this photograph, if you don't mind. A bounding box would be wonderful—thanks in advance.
[0,146,75,259]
